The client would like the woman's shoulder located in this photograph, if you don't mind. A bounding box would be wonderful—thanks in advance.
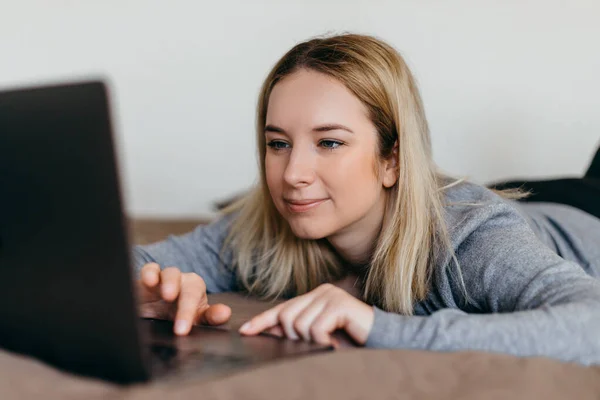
[439,178,526,246]
[441,178,505,206]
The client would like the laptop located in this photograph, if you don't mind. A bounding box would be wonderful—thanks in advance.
[0,81,333,384]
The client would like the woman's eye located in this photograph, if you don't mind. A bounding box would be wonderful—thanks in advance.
[267,140,290,150]
[320,140,343,149]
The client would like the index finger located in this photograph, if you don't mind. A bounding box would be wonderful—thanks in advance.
[238,303,285,335]
[174,275,208,335]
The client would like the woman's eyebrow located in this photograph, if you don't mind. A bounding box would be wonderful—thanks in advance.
[264,123,354,134]
[313,123,354,134]
[265,124,285,133]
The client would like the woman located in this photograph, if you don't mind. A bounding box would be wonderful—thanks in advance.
[133,34,600,365]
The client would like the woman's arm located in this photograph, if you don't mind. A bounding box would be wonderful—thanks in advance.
[366,202,600,365]
[131,213,238,294]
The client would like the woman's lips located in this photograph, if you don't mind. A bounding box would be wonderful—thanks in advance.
[284,198,328,213]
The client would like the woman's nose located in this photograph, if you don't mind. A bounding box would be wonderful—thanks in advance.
[283,148,315,187]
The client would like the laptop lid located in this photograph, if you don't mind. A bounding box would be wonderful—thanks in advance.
[0,81,150,383]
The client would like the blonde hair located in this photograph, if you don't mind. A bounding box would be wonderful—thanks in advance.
[221,33,529,314]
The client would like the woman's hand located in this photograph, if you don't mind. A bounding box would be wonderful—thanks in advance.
[238,283,374,346]
[137,262,232,336]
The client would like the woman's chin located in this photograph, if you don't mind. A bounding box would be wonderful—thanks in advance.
[287,222,329,240]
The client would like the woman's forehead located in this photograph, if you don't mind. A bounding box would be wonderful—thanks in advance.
[266,70,370,130]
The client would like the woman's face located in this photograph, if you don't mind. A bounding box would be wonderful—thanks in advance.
[264,69,395,240]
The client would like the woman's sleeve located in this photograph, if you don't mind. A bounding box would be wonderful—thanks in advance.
[365,202,600,365]
[130,213,238,293]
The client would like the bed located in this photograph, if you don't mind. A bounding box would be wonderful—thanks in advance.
[1,218,598,399]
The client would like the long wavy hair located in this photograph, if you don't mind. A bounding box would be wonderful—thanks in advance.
[221,33,527,314]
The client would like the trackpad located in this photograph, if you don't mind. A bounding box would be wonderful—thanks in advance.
[142,318,334,360]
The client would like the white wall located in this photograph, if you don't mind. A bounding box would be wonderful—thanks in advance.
[1,0,598,218]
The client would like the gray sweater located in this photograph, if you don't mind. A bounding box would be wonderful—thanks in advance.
[132,181,600,366]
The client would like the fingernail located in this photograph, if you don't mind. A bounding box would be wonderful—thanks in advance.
[175,320,188,335]
[239,322,251,332]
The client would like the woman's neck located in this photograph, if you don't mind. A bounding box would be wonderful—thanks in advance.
[326,192,387,269]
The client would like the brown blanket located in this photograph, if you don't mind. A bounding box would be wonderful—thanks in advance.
[2,291,600,399]
[3,218,590,399]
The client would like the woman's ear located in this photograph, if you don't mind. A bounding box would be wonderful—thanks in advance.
[382,141,399,188]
